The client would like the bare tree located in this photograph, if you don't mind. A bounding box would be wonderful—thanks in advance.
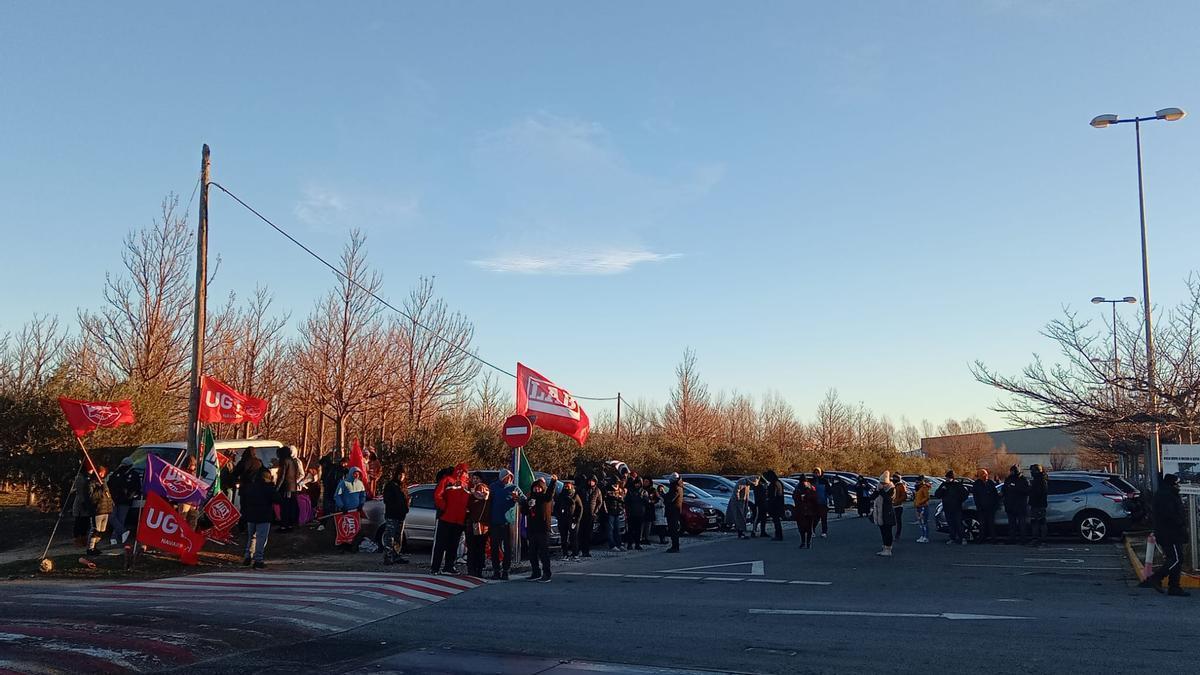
[0,316,66,395]
[294,231,392,451]
[470,372,513,431]
[396,277,482,432]
[663,348,719,466]
[812,389,853,453]
[78,195,194,404]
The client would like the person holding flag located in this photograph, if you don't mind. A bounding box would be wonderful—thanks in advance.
[487,470,520,580]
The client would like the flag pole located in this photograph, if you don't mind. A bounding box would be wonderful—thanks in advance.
[511,446,521,564]
[38,460,85,563]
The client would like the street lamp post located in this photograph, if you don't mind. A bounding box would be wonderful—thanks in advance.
[1090,107,1186,490]
[1090,295,1137,406]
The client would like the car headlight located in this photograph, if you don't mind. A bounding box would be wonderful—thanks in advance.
[687,507,703,515]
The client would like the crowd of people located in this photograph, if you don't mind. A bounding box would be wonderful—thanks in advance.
[53,449,1194,598]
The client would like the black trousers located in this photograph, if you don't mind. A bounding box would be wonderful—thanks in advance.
[772,514,783,540]
[579,517,593,555]
[979,509,996,542]
[625,515,643,547]
[488,524,511,573]
[560,522,577,557]
[431,521,463,573]
[465,531,487,576]
[755,505,768,534]
[666,514,681,549]
[528,531,551,578]
[1006,510,1028,543]
[279,493,298,527]
[893,506,904,539]
[1149,541,1184,589]
[880,524,894,547]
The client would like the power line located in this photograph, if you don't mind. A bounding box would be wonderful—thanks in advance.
[209,181,643,413]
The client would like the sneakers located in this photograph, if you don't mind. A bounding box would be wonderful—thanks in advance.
[501,570,510,580]
[916,537,929,543]
[527,574,543,581]
[876,549,892,557]
[1168,587,1191,597]
[1138,579,1163,593]
[253,561,265,569]
[537,576,552,583]
[960,540,968,545]
[820,533,827,538]
[243,557,253,567]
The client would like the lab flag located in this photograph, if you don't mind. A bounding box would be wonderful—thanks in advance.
[138,491,205,565]
[198,375,269,425]
[144,454,211,508]
[334,511,360,546]
[57,397,135,437]
[515,363,590,446]
[349,439,371,498]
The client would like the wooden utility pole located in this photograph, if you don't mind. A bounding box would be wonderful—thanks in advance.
[186,144,211,463]
[615,393,622,447]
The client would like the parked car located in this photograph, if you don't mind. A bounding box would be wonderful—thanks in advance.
[932,472,1137,542]
[664,474,739,499]
[654,480,726,530]
[124,439,298,510]
[377,482,561,550]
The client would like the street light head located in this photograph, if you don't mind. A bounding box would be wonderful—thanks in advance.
[1090,114,1119,128]
[1123,296,1138,303]
[1091,296,1106,304]
[1155,107,1186,122]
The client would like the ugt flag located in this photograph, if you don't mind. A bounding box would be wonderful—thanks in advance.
[144,454,211,508]
[334,511,360,545]
[57,397,135,437]
[198,375,269,425]
[516,363,590,446]
[138,491,205,565]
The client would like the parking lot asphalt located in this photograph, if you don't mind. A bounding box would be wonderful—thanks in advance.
[241,515,1196,675]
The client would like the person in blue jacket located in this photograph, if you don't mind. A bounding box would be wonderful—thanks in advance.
[487,470,522,580]
[333,467,367,552]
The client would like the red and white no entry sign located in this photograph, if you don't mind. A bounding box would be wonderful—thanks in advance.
[502,414,533,448]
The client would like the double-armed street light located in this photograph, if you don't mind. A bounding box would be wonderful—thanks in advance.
[1089,107,1186,489]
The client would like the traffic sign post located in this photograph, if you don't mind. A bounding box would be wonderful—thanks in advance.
[503,415,533,449]
[502,414,533,565]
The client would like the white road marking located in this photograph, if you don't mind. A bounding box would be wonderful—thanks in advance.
[544,571,831,585]
[657,560,765,576]
[624,574,662,579]
[1023,558,1085,563]
[665,575,702,580]
[749,609,1032,620]
[787,580,833,586]
[746,579,789,584]
[954,564,1122,570]
[704,577,744,581]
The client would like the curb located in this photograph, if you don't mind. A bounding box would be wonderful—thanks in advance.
[1123,535,1200,588]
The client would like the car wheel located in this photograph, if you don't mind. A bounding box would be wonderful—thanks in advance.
[961,514,981,542]
[1076,512,1110,542]
[373,524,386,547]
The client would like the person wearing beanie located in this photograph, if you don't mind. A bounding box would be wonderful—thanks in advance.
[1002,465,1030,545]
[487,469,520,580]
[1140,474,1190,596]
[935,470,969,545]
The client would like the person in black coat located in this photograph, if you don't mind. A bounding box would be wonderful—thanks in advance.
[577,476,604,558]
[751,476,769,536]
[1028,464,1049,546]
[623,476,647,551]
[382,464,410,565]
[935,471,969,544]
[1140,474,1190,596]
[523,476,558,582]
[555,480,584,559]
[764,470,786,541]
[1002,466,1030,545]
[972,469,999,544]
[664,474,685,552]
[241,467,278,569]
[854,476,872,518]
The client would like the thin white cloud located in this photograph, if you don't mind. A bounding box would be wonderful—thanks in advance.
[293,184,419,231]
[472,248,681,275]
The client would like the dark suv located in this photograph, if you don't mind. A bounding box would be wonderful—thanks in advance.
[933,472,1139,543]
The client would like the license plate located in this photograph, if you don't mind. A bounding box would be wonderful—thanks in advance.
[706,517,717,524]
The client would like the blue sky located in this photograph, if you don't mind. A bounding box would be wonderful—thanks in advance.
[2,1,1198,431]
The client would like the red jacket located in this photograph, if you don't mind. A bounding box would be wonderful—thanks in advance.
[434,473,470,525]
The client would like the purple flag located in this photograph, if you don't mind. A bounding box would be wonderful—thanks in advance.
[144,454,211,508]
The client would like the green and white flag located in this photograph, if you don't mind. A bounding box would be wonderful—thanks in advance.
[199,427,221,495]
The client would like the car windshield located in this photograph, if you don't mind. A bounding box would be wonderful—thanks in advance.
[1104,476,1138,493]
[684,485,715,499]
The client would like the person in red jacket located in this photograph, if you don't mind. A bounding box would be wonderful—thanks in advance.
[432,463,470,575]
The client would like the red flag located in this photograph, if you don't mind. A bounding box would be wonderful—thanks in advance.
[57,397,135,437]
[137,492,205,565]
[334,511,360,545]
[203,492,241,533]
[348,439,371,499]
[515,363,590,446]
[198,375,269,425]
